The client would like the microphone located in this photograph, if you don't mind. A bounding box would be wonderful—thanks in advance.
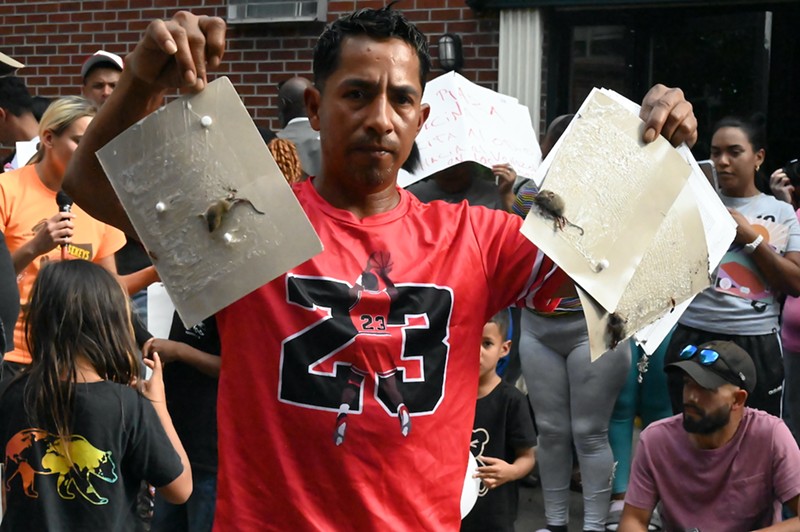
[55,190,73,259]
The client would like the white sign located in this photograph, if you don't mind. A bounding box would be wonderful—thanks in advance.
[405,72,541,187]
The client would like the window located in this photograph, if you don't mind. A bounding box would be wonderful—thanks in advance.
[227,0,327,24]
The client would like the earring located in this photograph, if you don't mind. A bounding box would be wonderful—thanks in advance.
[756,165,761,172]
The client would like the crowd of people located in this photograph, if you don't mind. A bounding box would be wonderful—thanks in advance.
[0,5,799,532]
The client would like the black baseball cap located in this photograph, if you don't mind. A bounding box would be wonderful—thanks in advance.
[665,340,756,394]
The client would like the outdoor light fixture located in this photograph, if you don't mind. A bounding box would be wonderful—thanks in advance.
[438,33,463,73]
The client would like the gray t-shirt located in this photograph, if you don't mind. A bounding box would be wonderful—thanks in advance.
[680,193,800,334]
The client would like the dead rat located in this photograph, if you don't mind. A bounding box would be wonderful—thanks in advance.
[606,312,627,350]
[533,189,584,235]
[200,194,265,233]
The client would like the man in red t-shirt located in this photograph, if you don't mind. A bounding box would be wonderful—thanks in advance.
[65,7,699,530]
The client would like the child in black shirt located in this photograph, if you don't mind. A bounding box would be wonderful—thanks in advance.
[462,310,537,532]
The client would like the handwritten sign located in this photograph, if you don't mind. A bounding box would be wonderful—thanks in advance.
[405,72,541,186]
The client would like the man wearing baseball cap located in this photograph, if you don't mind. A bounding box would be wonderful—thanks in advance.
[619,341,800,531]
[0,52,23,77]
[81,50,123,107]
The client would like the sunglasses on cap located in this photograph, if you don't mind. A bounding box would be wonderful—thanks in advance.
[679,344,742,385]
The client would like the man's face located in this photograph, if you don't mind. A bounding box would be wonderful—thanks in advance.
[82,67,120,107]
[307,35,430,190]
[681,375,734,434]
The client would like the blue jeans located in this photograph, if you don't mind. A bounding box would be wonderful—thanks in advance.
[131,289,148,325]
[151,469,216,532]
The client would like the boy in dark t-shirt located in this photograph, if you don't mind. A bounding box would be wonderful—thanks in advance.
[462,310,537,532]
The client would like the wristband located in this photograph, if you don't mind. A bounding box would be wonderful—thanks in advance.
[743,234,764,254]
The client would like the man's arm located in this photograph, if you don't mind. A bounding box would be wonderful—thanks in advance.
[753,495,800,531]
[143,337,221,378]
[63,12,226,237]
[619,503,653,532]
[96,255,160,295]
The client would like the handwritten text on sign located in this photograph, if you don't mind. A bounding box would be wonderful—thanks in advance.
[414,72,541,180]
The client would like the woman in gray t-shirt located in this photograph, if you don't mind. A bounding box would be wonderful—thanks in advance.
[665,115,800,416]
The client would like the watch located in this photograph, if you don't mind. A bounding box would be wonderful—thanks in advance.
[743,234,764,254]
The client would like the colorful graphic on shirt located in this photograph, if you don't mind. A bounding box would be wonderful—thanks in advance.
[331,252,414,445]
[469,428,490,496]
[4,428,118,505]
[279,251,454,444]
[715,216,789,304]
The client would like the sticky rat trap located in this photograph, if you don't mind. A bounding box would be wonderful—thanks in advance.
[97,77,322,327]
[520,88,732,360]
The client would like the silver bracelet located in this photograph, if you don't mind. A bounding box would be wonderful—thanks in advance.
[743,233,764,254]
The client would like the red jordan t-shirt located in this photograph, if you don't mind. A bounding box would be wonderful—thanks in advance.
[214,179,556,531]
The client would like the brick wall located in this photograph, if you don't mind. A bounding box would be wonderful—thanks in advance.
[1,0,500,132]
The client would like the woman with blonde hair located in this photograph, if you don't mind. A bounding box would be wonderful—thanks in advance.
[0,96,155,380]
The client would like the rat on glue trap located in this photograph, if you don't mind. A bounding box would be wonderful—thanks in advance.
[533,190,584,236]
[200,189,265,233]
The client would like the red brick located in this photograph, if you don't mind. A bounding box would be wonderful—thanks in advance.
[269,50,296,61]
[430,8,464,21]
[48,12,73,23]
[4,15,25,25]
[59,2,82,11]
[35,2,61,13]
[104,21,128,32]
[445,21,482,34]
[47,74,74,84]
[94,10,119,21]
[105,0,129,10]
[71,12,93,22]
[242,73,268,84]
[26,13,49,24]
[13,46,35,57]
[116,10,142,21]
[81,22,106,33]
[414,0,444,7]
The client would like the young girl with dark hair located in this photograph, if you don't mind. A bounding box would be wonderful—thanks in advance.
[0,260,191,530]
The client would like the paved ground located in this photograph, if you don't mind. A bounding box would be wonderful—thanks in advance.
[514,426,642,531]
[516,478,586,531]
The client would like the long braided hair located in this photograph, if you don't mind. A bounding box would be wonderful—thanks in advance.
[268,137,304,184]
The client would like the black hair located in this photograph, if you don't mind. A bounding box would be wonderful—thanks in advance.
[712,113,768,190]
[277,77,313,126]
[0,76,33,116]
[712,113,767,153]
[31,95,52,122]
[541,114,575,159]
[313,3,430,92]
[361,271,379,291]
[23,260,139,444]
[258,125,277,144]
[401,141,421,173]
[487,309,510,340]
